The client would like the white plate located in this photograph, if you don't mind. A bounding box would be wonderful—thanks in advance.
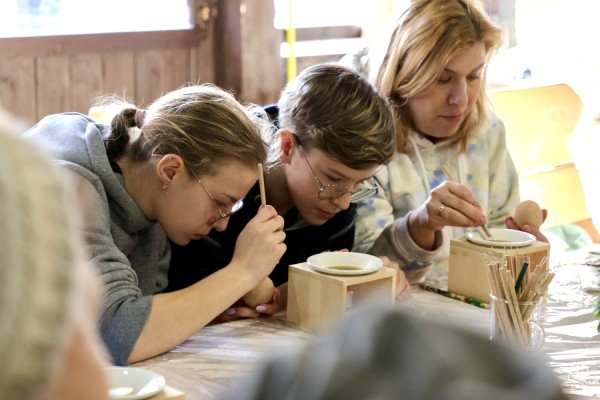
[465,228,535,248]
[307,251,383,276]
[107,367,166,400]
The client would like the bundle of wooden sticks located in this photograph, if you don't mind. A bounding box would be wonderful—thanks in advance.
[485,253,554,346]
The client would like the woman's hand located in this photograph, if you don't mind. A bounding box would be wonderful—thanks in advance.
[231,205,286,282]
[379,256,411,300]
[408,181,486,250]
[213,287,281,322]
[505,209,549,243]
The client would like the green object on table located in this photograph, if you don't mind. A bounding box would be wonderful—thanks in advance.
[514,262,529,293]
[418,283,490,309]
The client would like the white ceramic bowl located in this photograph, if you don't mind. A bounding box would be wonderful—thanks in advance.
[466,228,535,248]
[307,251,383,276]
[107,366,166,400]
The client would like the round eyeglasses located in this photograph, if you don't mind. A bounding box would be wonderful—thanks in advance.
[197,179,244,225]
[297,144,378,202]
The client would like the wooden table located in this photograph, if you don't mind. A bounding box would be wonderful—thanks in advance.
[137,254,600,400]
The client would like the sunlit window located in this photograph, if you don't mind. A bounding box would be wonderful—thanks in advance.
[0,0,192,38]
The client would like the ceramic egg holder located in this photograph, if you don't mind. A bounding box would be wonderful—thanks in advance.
[287,262,397,332]
[448,237,550,303]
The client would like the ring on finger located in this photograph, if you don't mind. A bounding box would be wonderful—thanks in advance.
[437,204,446,217]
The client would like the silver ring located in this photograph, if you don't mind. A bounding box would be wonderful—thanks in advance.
[437,204,446,216]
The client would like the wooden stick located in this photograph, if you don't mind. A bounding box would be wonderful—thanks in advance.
[518,260,545,303]
[487,263,518,344]
[500,267,527,345]
[487,263,509,339]
[257,163,266,207]
[522,273,554,321]
[441,165,492,238]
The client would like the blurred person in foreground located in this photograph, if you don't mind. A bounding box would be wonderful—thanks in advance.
[217,302,568,400]
[0,110,110,399]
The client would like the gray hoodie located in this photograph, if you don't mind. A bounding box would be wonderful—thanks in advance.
[24,112,170,365]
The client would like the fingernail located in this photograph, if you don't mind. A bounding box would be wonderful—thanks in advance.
[225,308,236,315]
[256,306,267,313]
[273,294,279,302]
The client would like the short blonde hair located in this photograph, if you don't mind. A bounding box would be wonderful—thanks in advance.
[372,0,504,153]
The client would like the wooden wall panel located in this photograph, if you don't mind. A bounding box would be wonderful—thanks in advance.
[214,0,284,104]
[36,56,70,120]
[165,48,192,88]
[103,52,136,100]
[135,50,167,107]
[70,53,103,114]
[241,0,284,105]
[214,0,242,96]
[0,6,285,123]
[193,27,215,84]
[0,57,36,125]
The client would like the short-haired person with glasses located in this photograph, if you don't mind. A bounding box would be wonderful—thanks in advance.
[168,64,411,317]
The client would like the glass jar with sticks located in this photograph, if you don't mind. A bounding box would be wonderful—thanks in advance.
[485,251,553,351]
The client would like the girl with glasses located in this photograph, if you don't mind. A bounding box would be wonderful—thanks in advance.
[345,0,548,284]
[168,64,411,318]
[24,84,287,365]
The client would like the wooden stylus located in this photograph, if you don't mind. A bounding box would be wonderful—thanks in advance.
[442,165,492,239]
[258,163,266,207]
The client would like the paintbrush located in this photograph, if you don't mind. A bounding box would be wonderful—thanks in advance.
[442,165,493,239]
[258,163,266,207]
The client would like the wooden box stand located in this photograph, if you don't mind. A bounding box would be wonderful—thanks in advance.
[287,262,396,332]
[448,237,550,303]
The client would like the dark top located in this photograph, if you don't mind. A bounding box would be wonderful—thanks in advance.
[167,183,356,289]
[167,104,356,290]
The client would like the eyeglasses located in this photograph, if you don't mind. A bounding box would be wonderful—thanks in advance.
[297,144,378,202]
[197,179,244,225]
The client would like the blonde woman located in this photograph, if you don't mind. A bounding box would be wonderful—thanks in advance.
[25,84,286,365]
[0,110,110,399]
[349,0,546,283]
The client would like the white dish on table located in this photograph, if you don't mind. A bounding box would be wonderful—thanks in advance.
[466,228,535,248]
[307,251,383,276]
[108,366,166,400]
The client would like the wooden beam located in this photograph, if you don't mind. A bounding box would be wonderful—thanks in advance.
[213,0,243,97]
[294,26,362,41]
[213,0,284,104]
[0,29,202,58]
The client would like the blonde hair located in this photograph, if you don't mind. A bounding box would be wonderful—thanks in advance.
[372,0,504,153]
[99,84,269,178]
[276,63,395,169]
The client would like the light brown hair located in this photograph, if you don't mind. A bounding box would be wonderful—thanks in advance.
[276,63,395,169]
[372,0,504,153]
[100,84,269,178]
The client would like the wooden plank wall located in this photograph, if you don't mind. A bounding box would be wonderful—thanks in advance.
[0,0,284,127]
[0,30,211,127]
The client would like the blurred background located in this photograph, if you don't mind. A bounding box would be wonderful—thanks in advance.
[0,0,598,245]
